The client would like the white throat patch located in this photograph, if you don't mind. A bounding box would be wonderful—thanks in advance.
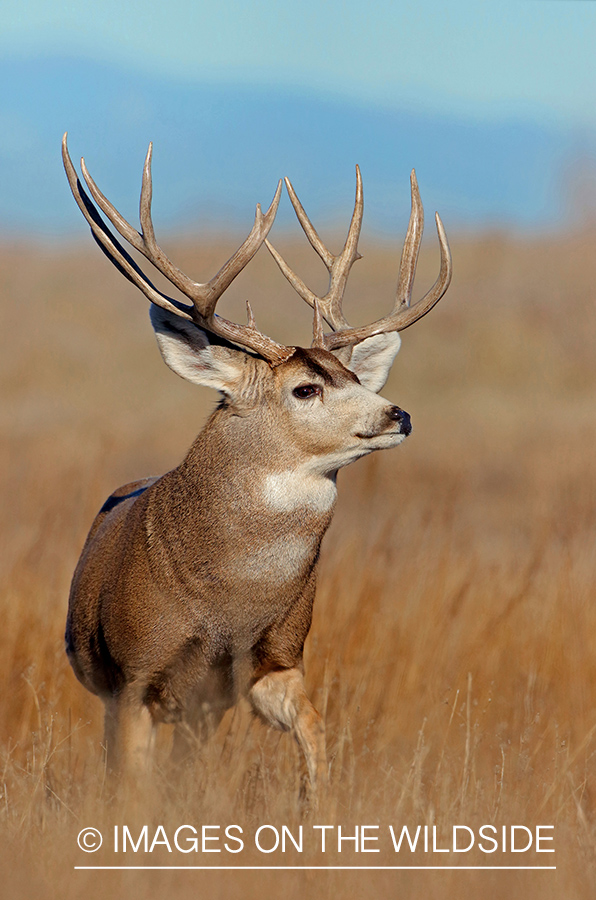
[263,470,337,514]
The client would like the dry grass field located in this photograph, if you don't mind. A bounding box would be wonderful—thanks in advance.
[0,222,595,898]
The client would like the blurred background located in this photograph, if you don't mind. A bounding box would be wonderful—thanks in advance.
[1,3,596,899]
[1,0,595,237]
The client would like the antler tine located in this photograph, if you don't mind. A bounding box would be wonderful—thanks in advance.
[323,209,452,351]
[264,238,320,309]
[325,164,364,324]
[138,142,207,302]
[266,166,364,332]
[81,140,283,319]
[62,133,194,321]
[64,134,294,366]
[80,142,210,306]
[203,180,283,316]
[284,176,335,269]
[80,143,192,301]
[139,146,283,316]
[312,299,326,349]
[395,169,424,309]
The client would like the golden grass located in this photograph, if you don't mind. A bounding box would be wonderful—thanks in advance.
[1,227,595,897]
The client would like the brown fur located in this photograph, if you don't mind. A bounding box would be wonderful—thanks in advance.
[67,323,412,796]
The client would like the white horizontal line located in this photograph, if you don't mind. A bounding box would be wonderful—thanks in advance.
[74,866,557,871]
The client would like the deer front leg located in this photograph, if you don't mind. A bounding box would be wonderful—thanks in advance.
[104,689,156,777]
[249,667,327,799]
[171,703,228,766]
[170,663,234,765]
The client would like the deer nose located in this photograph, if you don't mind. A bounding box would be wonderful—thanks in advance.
[386,406,412,435]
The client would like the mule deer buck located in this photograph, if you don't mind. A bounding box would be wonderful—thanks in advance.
[62,133,451,797]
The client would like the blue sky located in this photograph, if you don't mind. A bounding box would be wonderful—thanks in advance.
[2,0,595,130]
[1,1,595,234]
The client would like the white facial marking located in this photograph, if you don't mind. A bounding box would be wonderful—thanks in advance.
[263,470,337,513]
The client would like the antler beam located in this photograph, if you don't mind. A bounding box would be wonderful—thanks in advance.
[62,133,294,365]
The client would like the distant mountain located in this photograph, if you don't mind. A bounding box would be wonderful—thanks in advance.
[0,56,587,236]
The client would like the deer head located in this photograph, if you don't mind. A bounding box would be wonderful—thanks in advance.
[62,134,451,477]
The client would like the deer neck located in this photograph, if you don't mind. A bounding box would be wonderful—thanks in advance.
[139,407,336,605]
[158,406,337,541]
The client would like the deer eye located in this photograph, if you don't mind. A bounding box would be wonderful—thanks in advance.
[293,384,322,399]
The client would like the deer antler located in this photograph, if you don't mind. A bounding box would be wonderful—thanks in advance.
[265,167,363,333]
[62,133,295,365]
[266,168,452,352]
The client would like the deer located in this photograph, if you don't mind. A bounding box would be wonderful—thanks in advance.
[62,133,452,800]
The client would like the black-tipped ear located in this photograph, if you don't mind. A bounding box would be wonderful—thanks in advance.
[150,306,247,395]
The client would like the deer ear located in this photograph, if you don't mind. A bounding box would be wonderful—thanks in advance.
[150,306,246,396]
[342,332,402,393]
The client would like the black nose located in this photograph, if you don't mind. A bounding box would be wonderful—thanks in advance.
[386,406,412,435]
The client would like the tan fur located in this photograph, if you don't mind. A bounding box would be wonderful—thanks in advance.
[62,149,450,800]
[66,333,413,796]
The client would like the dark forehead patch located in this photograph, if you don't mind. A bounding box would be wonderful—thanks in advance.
[288,347,360,386]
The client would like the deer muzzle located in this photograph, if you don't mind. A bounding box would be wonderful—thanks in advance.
[386,406,412,436]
